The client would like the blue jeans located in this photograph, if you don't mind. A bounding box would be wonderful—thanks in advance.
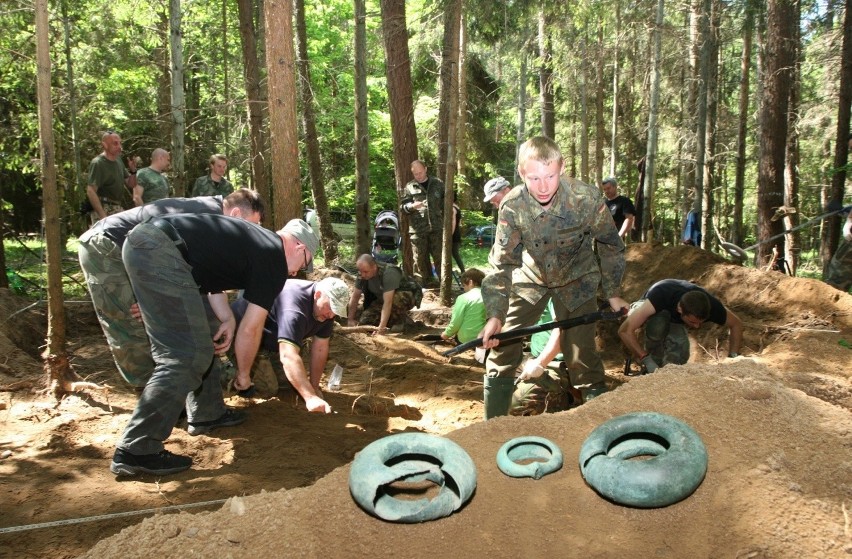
[117,222,226,455]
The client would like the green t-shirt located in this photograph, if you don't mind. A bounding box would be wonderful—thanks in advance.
[136,167,170,203]
[87,154,129,204]
[442,287,486,344]
[530,300,563,361]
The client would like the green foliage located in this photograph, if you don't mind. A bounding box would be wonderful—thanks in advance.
[3,237,88,300]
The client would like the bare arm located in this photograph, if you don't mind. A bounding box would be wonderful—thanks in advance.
[279,340,331,413]
[233,302,268,390]
[618,300,657,359]
[207,293,236,354]
[86,184,107,219]
[619,213,635,239]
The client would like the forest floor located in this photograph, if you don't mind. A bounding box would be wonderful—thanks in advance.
[1,242,851,558]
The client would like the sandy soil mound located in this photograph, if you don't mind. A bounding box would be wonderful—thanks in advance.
[81,361,852,559]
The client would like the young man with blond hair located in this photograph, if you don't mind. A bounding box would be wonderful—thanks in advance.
[480,136,627,418]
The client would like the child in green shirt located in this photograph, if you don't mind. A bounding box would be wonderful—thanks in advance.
[441,269,486,344]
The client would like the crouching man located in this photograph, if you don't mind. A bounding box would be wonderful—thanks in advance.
[618,278,743,373]
[346,254,421,335]
[232,277,350,413]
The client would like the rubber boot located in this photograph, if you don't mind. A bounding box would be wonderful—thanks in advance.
[581,381,608,402]
[483,375,515,420]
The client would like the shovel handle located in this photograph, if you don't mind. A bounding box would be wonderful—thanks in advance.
[442,308,626,358]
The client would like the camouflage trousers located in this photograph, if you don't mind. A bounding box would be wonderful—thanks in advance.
[357,290,415,327]
[89,202,125,226]
[486,296,605,388]
[118,222,227,455]
[825,237,852,292]
[410,231,442,283]
[511,362,577,416]
[78,225,154,386]
[629,301,690,366]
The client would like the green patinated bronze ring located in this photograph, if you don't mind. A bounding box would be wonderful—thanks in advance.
[496,436,563,479]
[349,432,477,523]
[579,412,708,508]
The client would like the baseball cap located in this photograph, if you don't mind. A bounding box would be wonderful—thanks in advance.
[483,176,511,202]
[316,277,350,318]
[282,219,320,272]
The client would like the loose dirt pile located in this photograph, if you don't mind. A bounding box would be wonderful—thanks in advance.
[1,242,850,558]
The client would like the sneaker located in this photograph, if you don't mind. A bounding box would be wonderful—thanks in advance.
[110,448,192,477]
[187,408,247,436]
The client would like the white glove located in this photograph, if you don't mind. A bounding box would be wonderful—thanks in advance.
[474,346,487,363]
[519,360,546,381]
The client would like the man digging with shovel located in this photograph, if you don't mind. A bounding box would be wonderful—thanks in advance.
[478,136,628,419]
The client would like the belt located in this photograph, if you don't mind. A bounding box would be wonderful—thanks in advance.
[149,218,190,261]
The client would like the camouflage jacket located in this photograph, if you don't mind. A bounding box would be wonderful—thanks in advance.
[400,175,444,235]
[191,174,234,197]
[482,177,625,321]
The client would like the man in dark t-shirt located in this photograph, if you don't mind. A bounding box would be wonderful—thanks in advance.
[110,215,318,478]
[602,177,636,240]
[78,189,265,387]
[232,277,350,414]
[618,279,743,373]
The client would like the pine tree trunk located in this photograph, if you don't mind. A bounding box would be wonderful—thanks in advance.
[380,0,419,276]
[169,0,187,197]
[643,0,665,243]
[595,26,605,187]
[353,0,372,256]
[35,0,75,398]
[784,0,802,275]
[294,0,337,263]
[733,1,754,248]
[264,0,301,228]
[236,0,270,225]
[821,0,852,275]
[538,10,555,140]
[757,0,797,267]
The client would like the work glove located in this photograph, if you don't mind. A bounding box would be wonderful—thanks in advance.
[641,355,659,374]
[519,359,546,381]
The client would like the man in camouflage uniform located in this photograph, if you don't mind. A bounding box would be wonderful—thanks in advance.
[825,210,852,292]
[191,153,234,197]
[86,131,137,224]
[400,160,444,285]
[78,189,265,386]
[346,254,420,335]
[480,136,628,419]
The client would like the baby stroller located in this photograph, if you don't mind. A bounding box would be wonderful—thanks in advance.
[372,210,401,264]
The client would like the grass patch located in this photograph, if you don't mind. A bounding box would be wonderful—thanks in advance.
[4,236,88,300]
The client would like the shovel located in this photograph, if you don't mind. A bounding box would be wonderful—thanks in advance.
[442,308,627,357]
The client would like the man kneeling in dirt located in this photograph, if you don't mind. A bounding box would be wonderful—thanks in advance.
[619,279,743,373]
[511,300,584,415]
[346,254,421,335]
[231,277,350,414]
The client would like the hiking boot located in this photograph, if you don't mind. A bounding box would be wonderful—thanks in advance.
[187,408,247,436]
[110,448,192,477]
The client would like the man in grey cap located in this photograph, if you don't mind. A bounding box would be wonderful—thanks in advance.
[231,277,350,413]
[78,189,265,387]
[483,176,513,209]
[110,215,318,477]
